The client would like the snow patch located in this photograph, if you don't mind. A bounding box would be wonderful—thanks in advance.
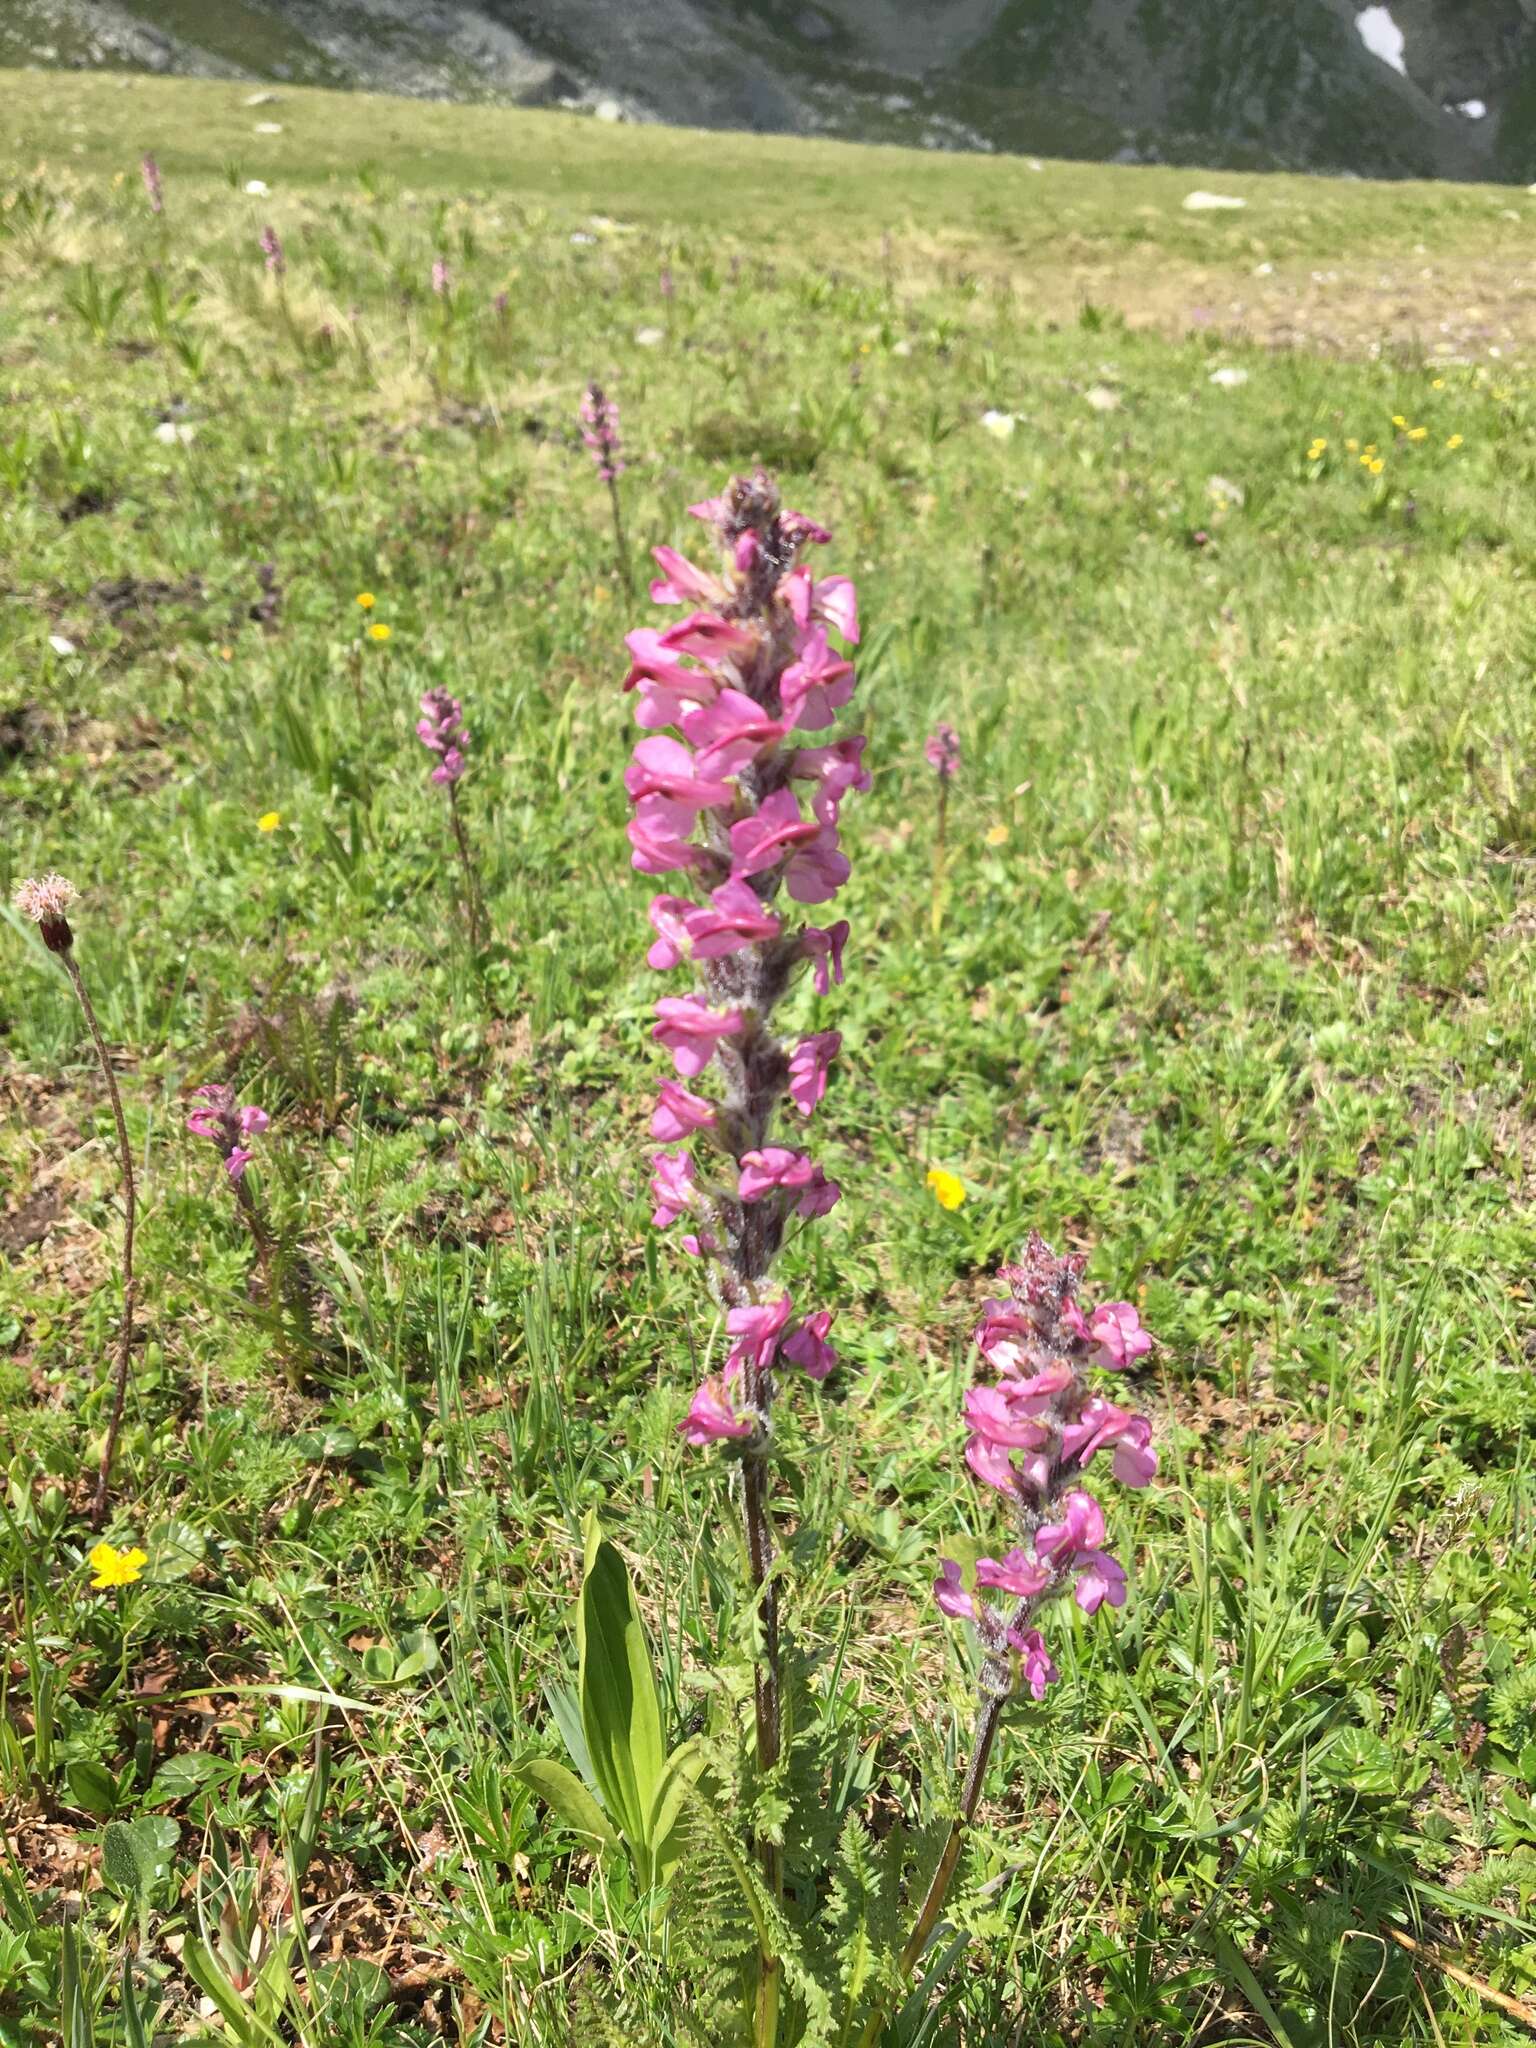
[1183,191,1246,212]
[1452,98,1487,119]
[1356,8,1407,77]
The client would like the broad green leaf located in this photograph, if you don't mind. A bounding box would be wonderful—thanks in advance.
[576,1511,663,1855]
[121,1955,151,2048]
[646,1738,709,1886]
[515,1756,622,1852]
[65,1758,116,1818]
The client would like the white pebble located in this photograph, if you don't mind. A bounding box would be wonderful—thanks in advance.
[635,325,665,346]
[979,409,1017,438]
[1209,366,1249,387]
[153,421,196,445]
[1183,190,1246,212]
[48,634,75,655]
[244,179,269,196]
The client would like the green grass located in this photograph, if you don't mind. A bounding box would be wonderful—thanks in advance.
[5,66,1536,2047]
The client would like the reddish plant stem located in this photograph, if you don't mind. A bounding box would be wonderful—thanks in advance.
[62,954,137,1531]
[447,781,489,952]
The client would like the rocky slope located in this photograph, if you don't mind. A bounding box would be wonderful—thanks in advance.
[7,0,1536,180]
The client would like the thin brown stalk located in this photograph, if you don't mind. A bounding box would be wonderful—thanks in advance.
[447,782,489,952]
[61,954,137,1530]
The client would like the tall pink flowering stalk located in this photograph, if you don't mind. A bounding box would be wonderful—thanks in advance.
[581,381,633,597]
[889,1232,1155,2002]
[14,875,137,1529]
[259,224,285,279]
[140,153,163,216]
[625,468,865,1947]
[417,686,488,952]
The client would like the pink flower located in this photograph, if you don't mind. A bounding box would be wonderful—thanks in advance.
[650,545,725,608]
[238,1106,270,1137]
[934,1559,975,1621]
[924,723,961,780]
[1009,1626,1058,1700]
[625,735,735,812]
[791,737,871,824]
[780,508,833,549]
[1060,1398,1158,1488]
[780,627,854,731]
[779,565,858,642]
[628,796,702,875]
[726,1293,793,1369]
[623,629,718,728]
[964,1384,1054,1448]
[225,1146,255,1181]
[680,688,787,777]
[679,1372,752,1445]
[651,1080,717,1140]
[964,1433,1050,1497]
[1087,1301,1153,1371]
[418,689,469,785]
[1072,1550,1127,1615]
[650,1148,695,1227]
[259,224,285,277]
[781,1309,837,1380]
[730,789,849,905]
[801,920,849,994]
[646,894,697,970]
[653,997,743,1077]
[787,1031,840,1116]
[432,256,451,297]
[686,878,782,958]
[975,1547,1052,1599]
[580,381,624,481]
[1034,1489,1106,1562]
[659,611,757,662]
[738,1146,818,1204]
[141,153,163,214]
[974,1299,1033,1370]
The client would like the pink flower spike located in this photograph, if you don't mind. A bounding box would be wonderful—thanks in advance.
[934,1558,975,1621]
[623,628,718,728]
[780,626,854,732]
[225,1146,255,1181]
[1008,1626,1058,1700]
[802,920,849,995]
[628,795,702,876]
[185,1108,220,1138]
[653,997,744,1077]
[625,736,735,812]
[791,737,871,824]
[1087,1301,1153,1371]
[813,572,859,644]
[787,1030,841,1116]
[726,1293,793,1369]
[650,1148,696,1228]
[782,1308,837,1380]
[1073,1550,1127,1615]
[780,509,833,547]
[651,1080,717,1140]
[734,530,760,572]
[679,1373,753,1446]
[731,790,848,904]
[925,723,961,780]
[975,1548,1052,1599]
[650,545,725,608]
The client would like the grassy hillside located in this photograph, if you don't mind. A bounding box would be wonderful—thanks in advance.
[5,70,1536,2046]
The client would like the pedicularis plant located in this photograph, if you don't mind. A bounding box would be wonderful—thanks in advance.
[529,472,1161,2048]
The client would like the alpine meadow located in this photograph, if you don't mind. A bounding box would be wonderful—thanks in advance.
[6,66,1536,2048]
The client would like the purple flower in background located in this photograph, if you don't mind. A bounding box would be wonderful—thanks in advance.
[186,1084,269,1180]
[416,688,468,786]
[925,722,961,781]
[141,153,163,215]
[580,381,625,483]
[259,224,285,277]
[432,255,450,297]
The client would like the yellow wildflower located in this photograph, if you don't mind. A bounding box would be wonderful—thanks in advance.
[1345,438,1359,452]
[218,645,233,661]
[356,592,375,609]
[1367,457,1385,475]
[258,811,281,832]
[1308,438,1327,455]
[1446,433,1464,450]
[926,1167,966,1211]
[1363,444,1377,457]
[984,823,1009,847]
[1391,414,1407,428]
[367,623,392,642]
[89,1541,147,1590]
[1408,426,1427,441]
[1432,378,1446,390]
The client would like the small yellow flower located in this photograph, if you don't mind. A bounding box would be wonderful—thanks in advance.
[1407,426,1427,441]
[926,1167,966,1211]
[1391,414,1407,428]
[1363,444,1378,457]
[593,584,612,603]
[367,622,392,642]
[218,645,233,661]
[1432,378,1446,390]
[89,1541,147,1590]
[1367,457,1385,475]
[258,811,281,833]
[112,171,125,189]
[984,823,1009,847]
[1345,438,1359,453]
[1446,433,1464,450]
[1308,438,1327,454]
[356,592,375,609]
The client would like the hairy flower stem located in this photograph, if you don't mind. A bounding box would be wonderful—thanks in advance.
[741,1353,784,2046]
[930,778,949,939]
[62,955,137,1531]
[447,782,489,953]
[605,472,635,599]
